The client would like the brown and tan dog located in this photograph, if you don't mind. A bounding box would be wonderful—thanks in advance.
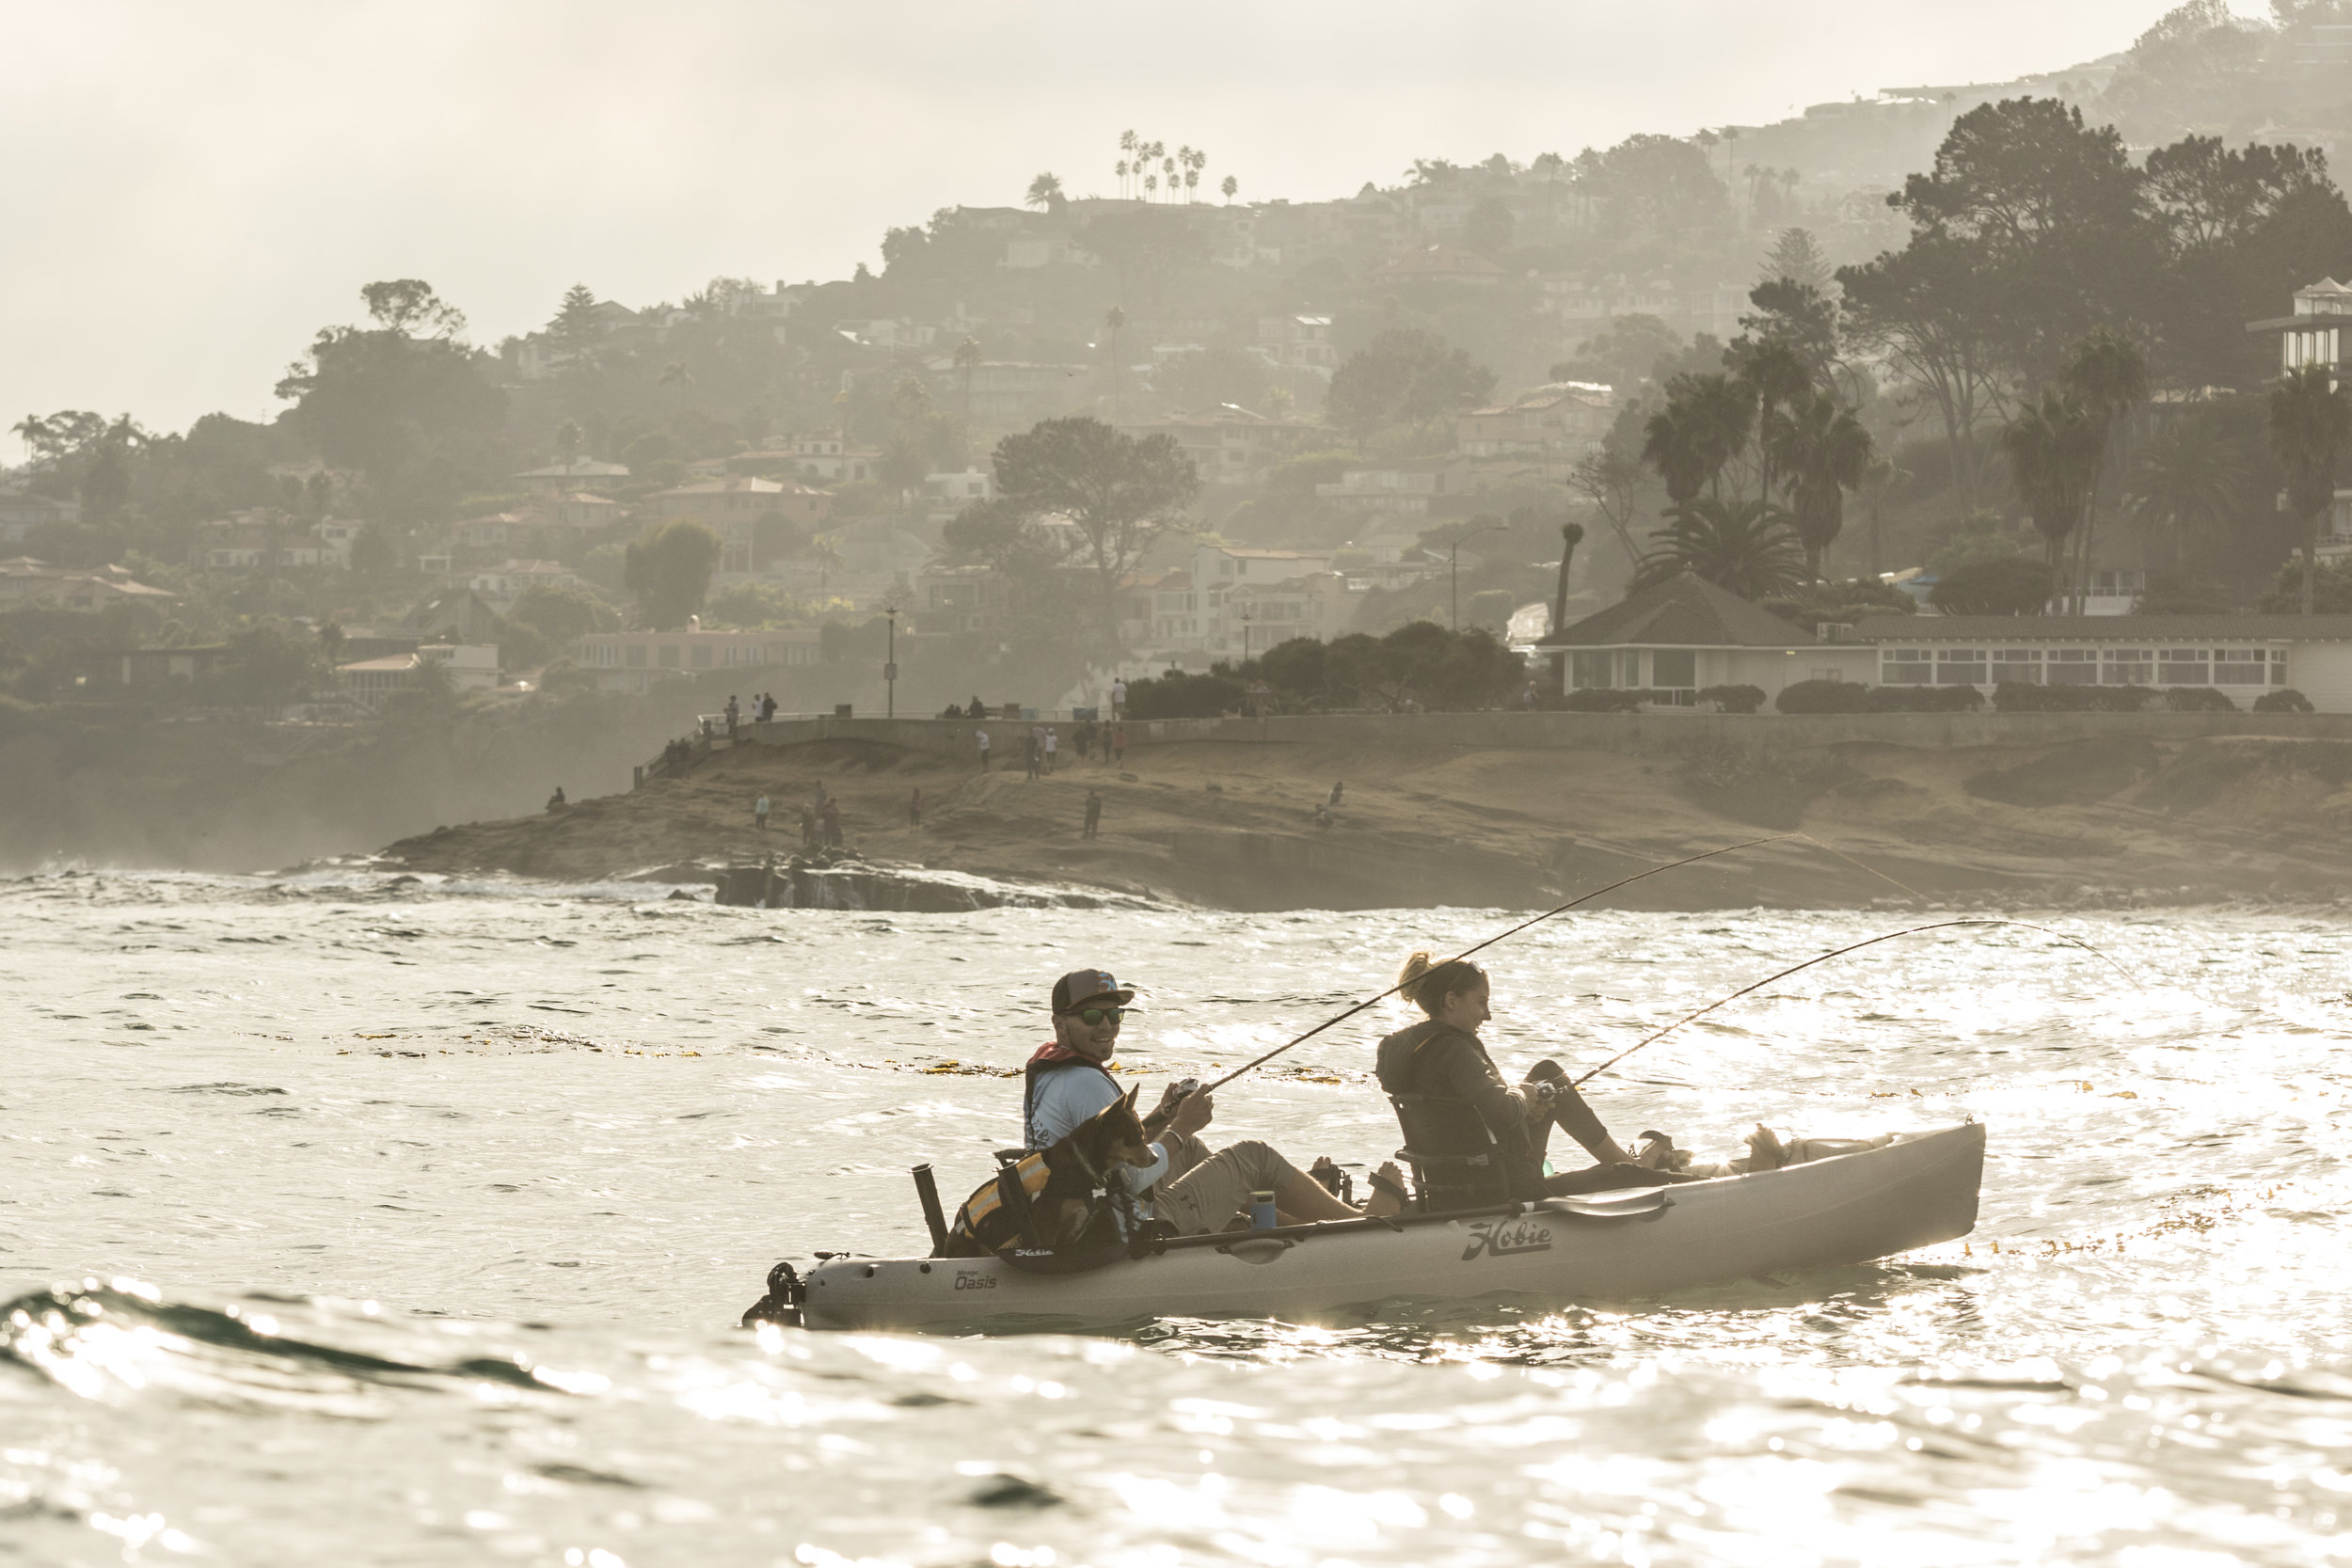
[944,1086,1158,1256]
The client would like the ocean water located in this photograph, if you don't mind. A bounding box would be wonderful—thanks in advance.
[3,869,2349,1566]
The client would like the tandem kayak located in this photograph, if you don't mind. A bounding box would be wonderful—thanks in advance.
[758,1121,1985,1334]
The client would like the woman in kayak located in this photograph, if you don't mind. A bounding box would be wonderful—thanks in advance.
[1375,951,1718,1198]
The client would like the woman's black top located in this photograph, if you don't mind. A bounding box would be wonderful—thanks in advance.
[1375,1018,1542,1196]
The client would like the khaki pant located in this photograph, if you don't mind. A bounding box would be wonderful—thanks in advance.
[1148,1133,1302,1234]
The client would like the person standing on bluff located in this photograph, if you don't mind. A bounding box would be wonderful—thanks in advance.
[976,727,991,770]
[755,794,770,832]
[1025,727,1041,782]
[1111,724,1127,767]
[724,694,739,737]
[1082,789,1103,839]
[908,786,922,829]
[1110,678,1127,720]
[1043,726,1058,775]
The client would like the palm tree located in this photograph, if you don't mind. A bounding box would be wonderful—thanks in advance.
[553,419,584,467]
[1857,453,1910,577]
[2130,413,2251,571]
[1221,174,1238,204]
[659,359,694,408]
[2058,327,2150,610]
[2267,364,2352,614]
[1638,498,1804,599]
[2002,388,2106,578]
[1736,339,1815,505]
[1119,130,1137,197]
[1549,521,1584,636]
[1642,373,1755,503]
[1778,392,1875,581]
[952,336,982,431]
[1025,172,1064,212]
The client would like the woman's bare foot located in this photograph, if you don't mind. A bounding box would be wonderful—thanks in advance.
[1364,1161,1407,1217]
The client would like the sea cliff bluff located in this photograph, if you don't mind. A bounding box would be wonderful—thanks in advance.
[377,713,2352,911]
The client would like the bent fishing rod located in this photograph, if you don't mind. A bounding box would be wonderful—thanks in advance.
[1193,832,1797,1097]
[1569,917,2144,1088]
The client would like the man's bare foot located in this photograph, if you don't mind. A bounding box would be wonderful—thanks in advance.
[1745,1124,1789,1172]
[1364,1161,1407,1217]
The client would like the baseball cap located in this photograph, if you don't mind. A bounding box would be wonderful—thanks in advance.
[1052,968,1136,1013]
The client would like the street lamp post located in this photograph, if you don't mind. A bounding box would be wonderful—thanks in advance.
[1241,604,1253,662]
[1450,523,1505,632]
[882,602,898,719]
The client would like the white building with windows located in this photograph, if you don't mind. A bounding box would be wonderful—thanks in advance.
[1542,575,2352,711]
[571,628,825,693]
[1850,614,2352,708]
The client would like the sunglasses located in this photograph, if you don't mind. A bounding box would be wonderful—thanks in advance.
[1066,1006,1126,1026]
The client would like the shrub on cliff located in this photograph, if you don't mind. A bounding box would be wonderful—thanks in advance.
[1559,688,1642,712]
[2254,688,2315,713]
[1697,684,1767,713]
[1866,684,1981,712]
[2164,687,2236,712]
[1775,678,1871,713]
[1993,682,2159,712]
[1123,669,1247,719]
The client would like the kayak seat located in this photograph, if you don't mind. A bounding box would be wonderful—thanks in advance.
[1389,1094,1511,1212]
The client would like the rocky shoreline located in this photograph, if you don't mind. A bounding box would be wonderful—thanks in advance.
[376,727,2352,911]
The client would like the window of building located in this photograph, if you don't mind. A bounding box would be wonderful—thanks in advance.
[1883,648,1931,684]
[2048,648,2097,685]
[2102,648,2153,686]
[1992,648,2042,685]
[1936,648,1988,685]
[2157,648,2209,685]
[2214,648,2266,685]
[625,644,647,668]
[1652,649,1696,688]
[1569,651,1613,689]
[2271,649,2288,686]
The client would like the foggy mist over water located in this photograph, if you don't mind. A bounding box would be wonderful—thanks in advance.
[6,0,2215,430]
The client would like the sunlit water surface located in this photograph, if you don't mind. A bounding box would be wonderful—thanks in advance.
[3,870,2349,1566]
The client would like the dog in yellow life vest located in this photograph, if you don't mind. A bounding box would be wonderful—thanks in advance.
[944,1086,1156,1258]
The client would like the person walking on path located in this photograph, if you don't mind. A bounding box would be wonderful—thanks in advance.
[976,727,991,770]
[1110,678,1127,720]
[819,797,842,848]
[1075,719,1094,762]
[1043,726,1058,775]
[1327,781,1344,810]
[799,805,818,851]
[755,794,771,832]
[1082,789,1103,840]
[908,786,922,829]
[1025,728,1041,781]
[724,695,739,737]
[1111,724,1127,767]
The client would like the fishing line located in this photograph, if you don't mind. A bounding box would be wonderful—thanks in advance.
[1195,832,1796,1095]
[1571,917,2146,1088]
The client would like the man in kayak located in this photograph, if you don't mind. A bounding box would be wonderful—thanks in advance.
[1376,951,1722,1199]
[1028,969,1403,1232]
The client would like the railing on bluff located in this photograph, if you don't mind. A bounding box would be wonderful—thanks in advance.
[626,706,2352,790]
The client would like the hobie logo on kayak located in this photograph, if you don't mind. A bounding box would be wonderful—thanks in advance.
[1461,1218,1553,1261]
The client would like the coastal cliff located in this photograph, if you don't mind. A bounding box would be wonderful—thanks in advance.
[377,720,2352,910]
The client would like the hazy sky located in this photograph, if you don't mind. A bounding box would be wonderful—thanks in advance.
[3,0,2229,439]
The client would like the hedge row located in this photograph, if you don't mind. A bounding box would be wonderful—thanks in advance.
[1775,680,1982,713]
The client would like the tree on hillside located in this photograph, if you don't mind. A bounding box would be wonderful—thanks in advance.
[2129,405,2257,570]
[1636,498,1804,599]
[1327,328,1496,441]
[361,279,466,339]
[623,519,723,630]
[1464,196,1516,257]
[1777,392,1875,581]
[1642,372,1754,503]
[2001,388,2107,571]
[1549,314,1684,392]
[1929,556,2058,614]
[2266,364,2352,613]
[1025,172,1065,213]
[1761,228,1832,290]
[274,281,506,523]
[2056,327,2151,609]
[550,284,600,346]
[1736,277,1842,384]
[993,417,1199,647]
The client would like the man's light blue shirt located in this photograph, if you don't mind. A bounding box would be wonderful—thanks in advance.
[1026,1062,1168,1193]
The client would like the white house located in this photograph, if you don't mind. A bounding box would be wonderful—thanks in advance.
[1538,571,1872,703]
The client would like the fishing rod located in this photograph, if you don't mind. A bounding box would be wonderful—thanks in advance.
[1571,916,2145,1089]
[1195,832,1798,1096]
